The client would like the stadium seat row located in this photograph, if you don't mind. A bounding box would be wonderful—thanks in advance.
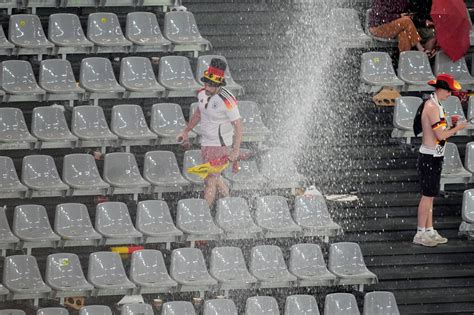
[360,51,474,93]
[0,290,399,315]
[0,243,376,303]
[0,12,210,56]
[460,188,474,239]
[0,195,341,253]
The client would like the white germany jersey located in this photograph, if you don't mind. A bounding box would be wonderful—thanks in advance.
[197,87,241,146]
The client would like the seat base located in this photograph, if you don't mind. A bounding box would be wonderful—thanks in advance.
[54,46,93,56]
[124,90,166,99]
[165,89,199,98]
[93,46,130,54]
[223,231,261,240]
[169,43,211,57]
[182,233,221,242]
[92,288,134,297]
[67,188,109,197]
[35,140,76,150]
[295,276,338,287]
[262,230,301,239]
[14,47,52,57]
[131,44,170,53]
[51,289,92,299]
[101,237,141,246]
[77,139,117,149]
[256,280,295,289]
[4,93,43,103]
[142,234,181,244]
[0,190,27,199]
[27,189,68,198]
[134,285,176,295]
[0,142,35,151]
[58,239,101,247]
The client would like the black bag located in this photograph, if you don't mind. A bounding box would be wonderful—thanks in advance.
[413,100,426,136]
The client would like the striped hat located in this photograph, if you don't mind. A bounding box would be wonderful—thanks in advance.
[201,58,227,86]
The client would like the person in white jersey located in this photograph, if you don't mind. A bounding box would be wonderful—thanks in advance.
[413,74,467,247]
[177,58,243,207]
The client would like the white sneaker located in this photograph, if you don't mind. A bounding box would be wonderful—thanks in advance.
[428,230,448,244]
[413,232,438,247]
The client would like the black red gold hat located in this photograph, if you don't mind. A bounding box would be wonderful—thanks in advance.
[201,58,227,86]
[428,73,461,92]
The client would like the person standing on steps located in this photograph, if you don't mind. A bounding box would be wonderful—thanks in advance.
[413,74,467,247]
[177,58,243,207]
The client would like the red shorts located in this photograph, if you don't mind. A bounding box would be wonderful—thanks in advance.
[201,146,229,177]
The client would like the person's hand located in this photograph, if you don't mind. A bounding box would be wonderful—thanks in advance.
[426,19,435,27]
[176,131,189,144]
[228,150,239,162]
[455,119,468,131]
[401,12,414,18]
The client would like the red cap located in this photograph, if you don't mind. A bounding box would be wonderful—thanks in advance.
[427,74,462,91]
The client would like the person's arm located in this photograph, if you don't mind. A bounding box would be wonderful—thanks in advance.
[229,119,242,162]
[426,103,467,141]
[177,108,200,141]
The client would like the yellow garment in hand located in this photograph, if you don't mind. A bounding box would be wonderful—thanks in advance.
[187,162,229,179]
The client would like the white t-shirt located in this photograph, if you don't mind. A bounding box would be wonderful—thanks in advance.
[197,87,241,146]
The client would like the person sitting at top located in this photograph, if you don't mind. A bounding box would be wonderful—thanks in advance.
[368,0,435,56]
[409,0,437,57]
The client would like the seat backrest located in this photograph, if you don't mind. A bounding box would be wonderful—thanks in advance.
[39,59,78,91]
[31,106,71,136]
[3,255,46,290]
[443,142,465,174]
[0,311,26,315]
[328,242,368,274]
[329,8,364,36]
[143,150,183,182]
[465,142,474,173]
[136,200,175,232]
[293,195,333,226]
[162,301,196,315]
[111,104,150,134]
[95,202,135,233]
[182,150,203,182]
[238,101,266,129]
[120,57,158,88]
[0,60,39,90]
[126,12,164,42]
[393,97,422,130]
[0,206,16,240]
[255,195,294,227]
[87,12,125,41]
[260,147,298,178]
[150,103,186,134]
[325,293,360,315]
[361,52,396,81]
[0,156,22,189]
[130,249,170,283]
[80,57,118,87]
[46,253,88,288]
[158,56,196,85]
[55,203,95,235]
[435,51,471,77]
[289,244,328,275]
[442,96,466,120]
[37,308,69,315]
[363,291,400,315]
[177,198,214,227]
[215,197,255,227]
[88,252,129,285]
[9,14,48,45]
[0,108,33,140]
[63,154,103,186]
[120,303,154,315]
[13,204,54,237]
[72,105,111,136]
[195,55,234,83]
[250,245,288,275]
[245,296,280,315]
[103,152,143,184]
[285,295,320,315]
[210,246,249,279]
[398,51,434,81]
[164,11,203,40]
[79,306,112,315]
[203,299,238,315]
[462,189,474,223]
[49,13,87,45]
[170,248,210,281]
[22,155,62,186]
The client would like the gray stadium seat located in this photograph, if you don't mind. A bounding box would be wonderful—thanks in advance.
[71,105,118,148]
[0,311,25,315]
[435,51,474,88]
[126,12,171,52]
[397,51,435,91]
[163,11,211,52]
[119,57,165,98]
[324,293,360,315]
[289,243,337,286]
[21,155,69,197]
[88,251,136,296]
[260,147,307,189]
[238,101,271,142]
[111,104,157,148]
[48,13,93,55]
[182,149,204,186]
[0,25,14,52]
[329,8,370,47]
[441,143,471,191]
[293,195,342,238]
[37,308,69,315]
[0,206,18,256]
[391,96,422,142]
[79,306,112,315]
[0,60,45,101]
[0,156,28,199]
[223,159,267,190]
[203,299,238,315]
[136,200,183,246]
[363,291,400,315]
[285,295,320,315]
[170,248,217,293]
[95,202,142,245]
[39,59,84,103]
[176,198,223,243]
[121,304,154,315]
[54,203,102,247]
[0,108,36,150]
[210,246,257,291]
[31,106,78,148]
[3,255,51,301]
[80,57,126,105]
[250,245,297,288]
[162,302,196,315]
[150,103,194,144]
[62,154,109,196]
[8,14,53,51]
[465,142,474,173]
[87,13,131,53]
[13,205,60,254]
[129,249,177,294]
[45,253,93,300]
[143,150,190,195]
[103,152,150,196]
[460,189,474,238]
[158,56,201,97]
[195,55,244,95]
[328,242,378,289]
[245,296,280,315]
[215,197,262,239]
[255,196,302,238]
[360,52,404,91]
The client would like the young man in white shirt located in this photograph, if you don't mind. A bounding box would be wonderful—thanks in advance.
[178,58,243,206]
